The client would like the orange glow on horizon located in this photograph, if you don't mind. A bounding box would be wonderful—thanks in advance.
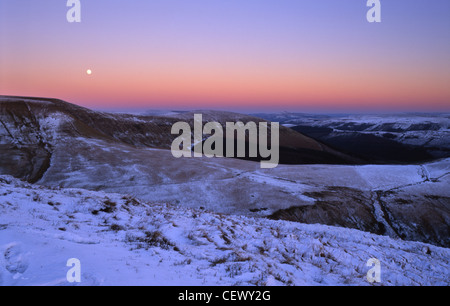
[1,0,449,111]
[2,55,449,111]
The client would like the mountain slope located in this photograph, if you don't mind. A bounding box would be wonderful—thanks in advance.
[0,96,359,183]
[0,96,449,249]
[1,175,448,286]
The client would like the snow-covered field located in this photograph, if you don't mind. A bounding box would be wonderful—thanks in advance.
[0,175,448,286]
[1,97,449,286]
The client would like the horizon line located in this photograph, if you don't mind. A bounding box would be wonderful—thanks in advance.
[1,94,449,115]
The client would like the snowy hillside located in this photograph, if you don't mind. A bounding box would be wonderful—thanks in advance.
[1,96,449,250]
[0,176,449,286]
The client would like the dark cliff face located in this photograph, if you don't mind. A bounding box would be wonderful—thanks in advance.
[269,186,450,248]
[0,98,54,182]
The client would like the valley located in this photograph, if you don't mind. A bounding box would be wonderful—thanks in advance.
[0,95,449,285]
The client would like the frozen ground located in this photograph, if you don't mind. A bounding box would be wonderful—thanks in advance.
[1,96,449,249]
[0,175,449,286]
[35,135,449,247]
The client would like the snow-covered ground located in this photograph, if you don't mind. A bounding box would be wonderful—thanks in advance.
[0,175,448,286]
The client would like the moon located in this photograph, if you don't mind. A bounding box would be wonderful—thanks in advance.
[86,69,92,75]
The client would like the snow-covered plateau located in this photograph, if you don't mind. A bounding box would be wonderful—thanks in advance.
[0,176,448,286]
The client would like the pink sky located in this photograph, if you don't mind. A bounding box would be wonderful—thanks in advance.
[1,0,449,111]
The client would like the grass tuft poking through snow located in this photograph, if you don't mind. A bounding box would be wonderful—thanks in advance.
[0,175,449,286]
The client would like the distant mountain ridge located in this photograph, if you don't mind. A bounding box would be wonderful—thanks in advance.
[252,112,450,163]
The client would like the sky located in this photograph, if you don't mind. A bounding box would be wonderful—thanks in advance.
[0,0,449,112]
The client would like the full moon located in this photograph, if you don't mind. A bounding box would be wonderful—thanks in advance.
[86,69,92,75]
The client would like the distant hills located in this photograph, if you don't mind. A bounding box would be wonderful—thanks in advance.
[252,112,450,163]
